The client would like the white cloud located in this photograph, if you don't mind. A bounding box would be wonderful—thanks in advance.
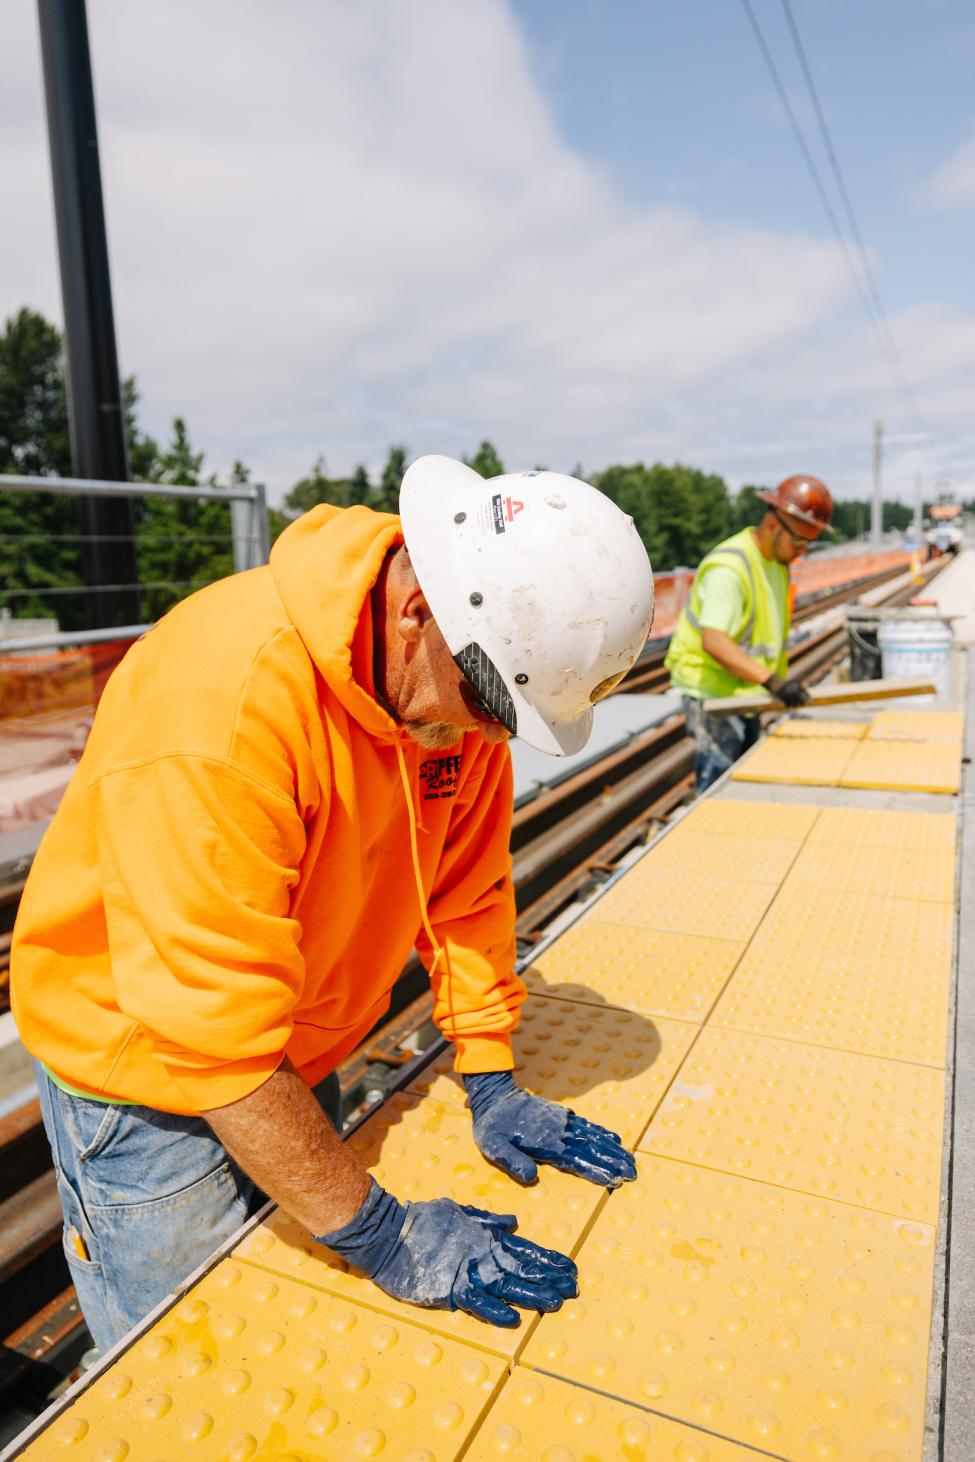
[922,127,975,209]
[1,0,972,508]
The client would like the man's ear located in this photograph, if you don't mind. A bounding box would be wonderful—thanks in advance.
[396,584,434,644]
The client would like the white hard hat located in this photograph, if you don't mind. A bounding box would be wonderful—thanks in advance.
[399,456,655,756]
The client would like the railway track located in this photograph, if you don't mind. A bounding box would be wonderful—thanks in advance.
[0,553,946,1443]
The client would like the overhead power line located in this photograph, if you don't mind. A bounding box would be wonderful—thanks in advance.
[777,0,927,433]
[738,0,926,434]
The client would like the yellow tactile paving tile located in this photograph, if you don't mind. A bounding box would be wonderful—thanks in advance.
[27,1262,506,1462]
[807,805,956,856]
[731,736,857,786]
[640,1029,945,1221]
[770,718,870,739]
[712,936,952,1068]
[747,883,954,981]
[589,864,776,943]
[406,994,698,1146]
[236,1091,606,1358]
[787,837,955,904]
[638,829,803,883]
[676,796,821,841]
[839,739,961,794]
[467,1368,757,1460]
[868,709,964,746]
[524,920,745,1022]
[521,1155,936,1462]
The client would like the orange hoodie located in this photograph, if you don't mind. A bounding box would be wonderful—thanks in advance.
[11,506,524,1114]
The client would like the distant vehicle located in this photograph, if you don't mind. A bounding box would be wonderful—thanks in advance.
[925,502,963,557]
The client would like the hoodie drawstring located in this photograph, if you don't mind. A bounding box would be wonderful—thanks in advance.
[395,739,445,983]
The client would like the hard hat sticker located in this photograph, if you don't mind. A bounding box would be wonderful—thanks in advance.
[476,494,526,536]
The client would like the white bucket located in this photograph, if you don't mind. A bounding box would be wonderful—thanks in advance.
[877,618,953,700]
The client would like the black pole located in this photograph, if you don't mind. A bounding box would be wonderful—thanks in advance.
[37,0,140,629]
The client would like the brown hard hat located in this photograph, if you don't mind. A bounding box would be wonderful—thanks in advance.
[756,475,835,537]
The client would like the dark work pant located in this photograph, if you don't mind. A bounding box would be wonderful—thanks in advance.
[682,695,760,791]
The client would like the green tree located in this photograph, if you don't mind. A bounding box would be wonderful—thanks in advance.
[689,467,731,549]
[282,456,374,518]
[463,440,504,479]
[731,484,764,532]
[134,419,235,621]
[350,464,371,503]
[0,308,84,626]
[122,376,161,482]
[0,307,249,630]
[371,444,409,513]
[595,461,732,569]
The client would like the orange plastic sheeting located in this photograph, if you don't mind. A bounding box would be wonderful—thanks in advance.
[651,548,912,638]
[790,548,913,596]
[0,639,132,725]
[0,639,134,811]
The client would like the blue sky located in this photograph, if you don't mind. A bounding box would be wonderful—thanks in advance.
[514,0,975,312]
[1,0,973,507]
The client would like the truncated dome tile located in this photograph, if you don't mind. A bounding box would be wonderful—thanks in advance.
[770,718,870,739]
[868,709,964,746]
[521,1155,936,1462]
[807,805,956,855]
[839,739,961,794]
[746,884,953,979]
[639,1029,945,1221]
[236,1091,605,1357]
[671,796,822,841]
[30,1261,506,1462]
[589,864,775,943]
[731,736,857,786]
[524,920,745,1022]
[467,1367,757,1460]
[406,995,697,1146]
[712,937,952,1068]
[785,838,955,903]
[638,829,802,883]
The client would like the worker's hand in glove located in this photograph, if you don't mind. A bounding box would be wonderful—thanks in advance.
[316,1177,578,1327]
[764,672,810,708]
[463,1070,637,1188]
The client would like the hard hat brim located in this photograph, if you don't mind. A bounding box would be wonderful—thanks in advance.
[516,701,594,757]
[755,489,836,535]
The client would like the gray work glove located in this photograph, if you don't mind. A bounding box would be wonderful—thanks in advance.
[764,672,810,708]
[316,1177,578,1327]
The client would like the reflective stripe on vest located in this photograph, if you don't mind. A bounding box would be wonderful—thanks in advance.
[685,546,758,650]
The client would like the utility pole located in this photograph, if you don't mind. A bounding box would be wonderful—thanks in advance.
[37,0,140,629]
[914,474,923,546]
[871,418,883,549]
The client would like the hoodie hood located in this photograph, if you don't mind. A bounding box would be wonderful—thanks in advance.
[270,504,403,741]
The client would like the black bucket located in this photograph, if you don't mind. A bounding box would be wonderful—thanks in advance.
[847,615,882,681]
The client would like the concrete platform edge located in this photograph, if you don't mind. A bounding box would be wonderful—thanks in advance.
[938,644,975,1460]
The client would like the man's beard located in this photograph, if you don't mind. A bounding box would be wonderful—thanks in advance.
[404,720,464,751]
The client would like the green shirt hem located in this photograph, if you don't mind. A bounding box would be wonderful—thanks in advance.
[40,1062,135,1106]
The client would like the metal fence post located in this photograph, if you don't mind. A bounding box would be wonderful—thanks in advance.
[253,483,271,564]
[230,486,271,573]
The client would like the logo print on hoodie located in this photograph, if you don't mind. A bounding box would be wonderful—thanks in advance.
[419,754,462,800]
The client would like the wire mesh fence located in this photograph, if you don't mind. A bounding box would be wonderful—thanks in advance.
[0,473,269,820]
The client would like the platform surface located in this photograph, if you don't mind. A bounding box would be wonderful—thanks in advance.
[5,673,970,1462]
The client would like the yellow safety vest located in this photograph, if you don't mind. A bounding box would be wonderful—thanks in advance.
[664,528,790,700]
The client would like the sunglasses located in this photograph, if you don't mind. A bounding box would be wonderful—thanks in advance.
[458,672,503,726]
[453,642,520,732]
[773,510,814,548]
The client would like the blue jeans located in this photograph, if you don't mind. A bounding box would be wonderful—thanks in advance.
[681,695,760,792]
[36,1063,342,1353]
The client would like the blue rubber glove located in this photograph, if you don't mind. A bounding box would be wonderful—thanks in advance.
[316,1177,578,1328]
[464,1071,637,1188]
